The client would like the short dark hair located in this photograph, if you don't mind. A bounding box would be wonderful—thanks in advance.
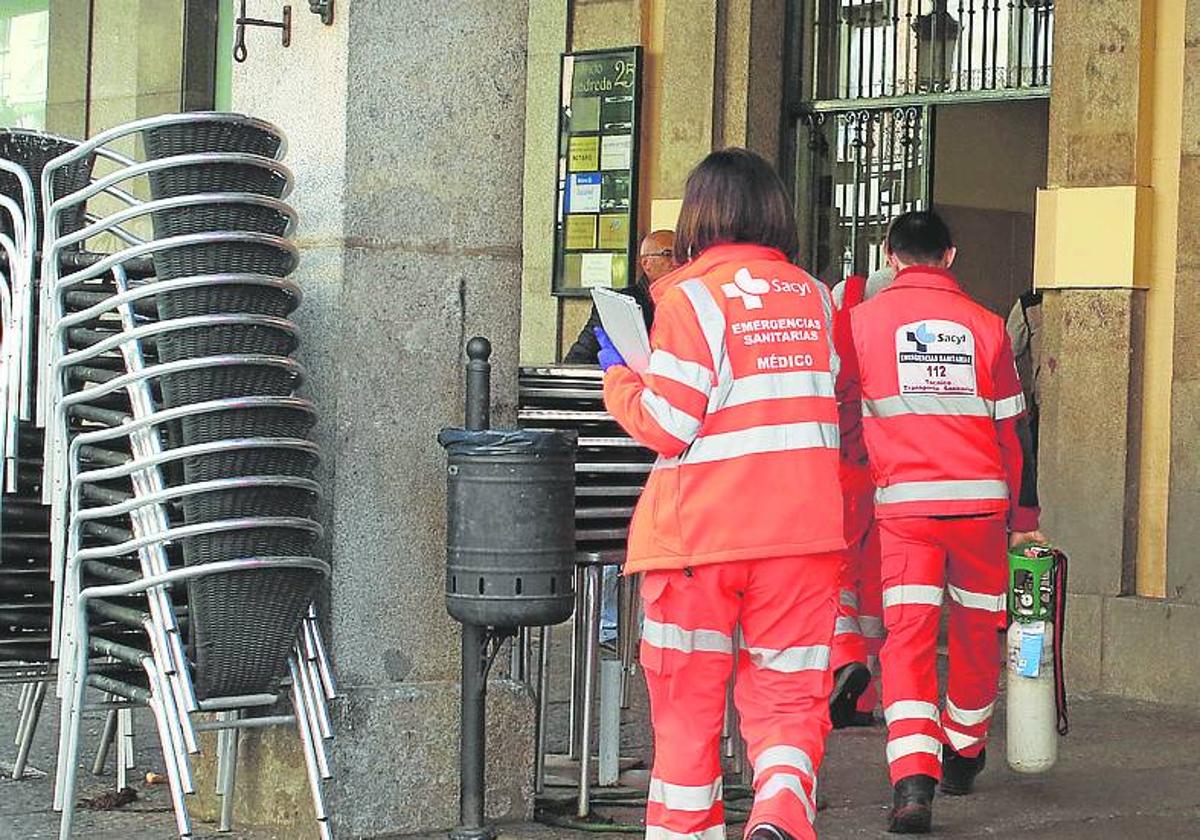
[674,148,799,263]
[886,211,954,265]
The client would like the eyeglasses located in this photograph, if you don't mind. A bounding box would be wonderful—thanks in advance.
[641,250,673,258]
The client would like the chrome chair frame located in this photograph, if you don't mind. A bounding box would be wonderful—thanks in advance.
[55,557,331,840]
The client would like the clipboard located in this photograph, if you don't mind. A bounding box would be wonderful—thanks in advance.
[591,287,652,373]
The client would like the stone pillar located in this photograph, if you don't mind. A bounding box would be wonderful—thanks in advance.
[1036,0,1152,691]
[1165,2,1200,603]
[44,0,90,137]
[228,1,535,835]
[519,0,569,364]
[714,0,787,164]
[1039,0,1200,702]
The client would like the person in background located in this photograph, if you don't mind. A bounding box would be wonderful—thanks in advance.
[564,230,675,650]
[840,211,1042,833]
[826,264,895,729]
[1006,290,1045,537]
[563,229,674,363]
[598,148,846,840]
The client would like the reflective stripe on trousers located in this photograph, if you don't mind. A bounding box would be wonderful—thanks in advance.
[875,479,1008,506]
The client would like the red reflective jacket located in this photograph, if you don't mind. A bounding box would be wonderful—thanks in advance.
[833,275,874,544]
[841,267,1025,522]
[603,243,847,573]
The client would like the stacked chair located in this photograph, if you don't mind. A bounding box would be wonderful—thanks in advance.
[29,113,335,839]
[0,129,92,781]
[518,364,652,815]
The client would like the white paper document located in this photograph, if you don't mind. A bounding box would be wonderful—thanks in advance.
[580,253,614,288]
[601,134,633,170]
[591,287,652,373]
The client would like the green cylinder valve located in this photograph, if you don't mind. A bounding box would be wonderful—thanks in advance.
[1008,543,1056,623]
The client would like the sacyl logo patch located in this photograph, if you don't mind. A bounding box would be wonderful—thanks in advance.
[722,268,771,310]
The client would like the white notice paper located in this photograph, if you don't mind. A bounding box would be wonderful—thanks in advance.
[601,134,632,171]
[568,173,602,213]
[580,253,614,289]
[591,287,651,372]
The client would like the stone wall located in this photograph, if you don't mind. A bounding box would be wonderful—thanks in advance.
[226,1,537,835]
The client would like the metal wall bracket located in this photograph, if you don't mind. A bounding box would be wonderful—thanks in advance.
[309,0,334,26]
[234,1,292,63]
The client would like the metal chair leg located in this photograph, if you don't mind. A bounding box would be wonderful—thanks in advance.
[143,663,194,839]
[509,626,531,685]
[116,708,132,790]
[15,682,32,735]
[12,681,46,779]
[13,683,33,751]
[290,657,333,840]
[121,707,135,768]
[92,704,118,776]
[577,564,602,819]
[57,642,90,838]
[522,626,533,687]
[726,625,746,784]
[217,711,239,832]
[567,564,584,761]
[535,625,551,795]
[617,572,640,709]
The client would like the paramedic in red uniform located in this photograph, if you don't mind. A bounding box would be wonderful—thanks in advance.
[598,148,847,840]
[840,211,1042,833]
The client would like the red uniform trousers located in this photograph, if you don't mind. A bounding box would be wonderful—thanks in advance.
[877,515,1007,784]
[640,553,842,840]
[830,523,884,712]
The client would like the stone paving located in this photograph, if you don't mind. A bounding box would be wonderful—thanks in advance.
[5,669,1200,839]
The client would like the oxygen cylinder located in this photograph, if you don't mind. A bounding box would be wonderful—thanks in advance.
[1005,544,1067,773]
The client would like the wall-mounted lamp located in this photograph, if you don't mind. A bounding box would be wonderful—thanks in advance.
[234,0,335,63]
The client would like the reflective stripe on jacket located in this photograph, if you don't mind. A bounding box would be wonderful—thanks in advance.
[843,267,1025,520]
[603,243,847,573]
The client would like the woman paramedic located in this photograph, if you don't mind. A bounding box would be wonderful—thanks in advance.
[596,148,848,840]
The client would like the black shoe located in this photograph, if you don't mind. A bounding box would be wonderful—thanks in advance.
[940,747,985,796]
[748,824,795,840]
[830,662,872,729]
[888,774,936,834]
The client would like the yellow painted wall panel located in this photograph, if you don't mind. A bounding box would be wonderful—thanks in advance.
[1034,186,1147,289]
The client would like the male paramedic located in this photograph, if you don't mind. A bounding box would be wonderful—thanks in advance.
[840,211,1041,833]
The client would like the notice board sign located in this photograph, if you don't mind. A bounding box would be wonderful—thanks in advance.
[553,47,643,297]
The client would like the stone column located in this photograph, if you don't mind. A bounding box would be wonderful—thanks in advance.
[1036,0,1152,691]
[1165,2,1200,603]
[228,1,535,835]
[1037,0,1150,597]
[1038,0,1200,700]
[713,0,787,164]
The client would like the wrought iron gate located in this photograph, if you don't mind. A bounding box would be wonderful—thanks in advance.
[793,0,1054,279]
[797,106,929,284]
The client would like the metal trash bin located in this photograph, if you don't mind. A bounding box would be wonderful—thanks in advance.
[438,427,576,628]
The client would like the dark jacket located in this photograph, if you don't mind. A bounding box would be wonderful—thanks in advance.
[563,279,656,364]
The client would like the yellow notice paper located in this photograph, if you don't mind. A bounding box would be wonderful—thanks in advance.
[564,215,597,250]
[598,214,629,250]
[568,136,600,171]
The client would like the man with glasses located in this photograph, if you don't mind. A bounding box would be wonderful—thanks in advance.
[565,229,674,651]
[563,229,674,364]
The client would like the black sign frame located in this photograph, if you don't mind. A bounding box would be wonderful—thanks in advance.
[552,46,644,298]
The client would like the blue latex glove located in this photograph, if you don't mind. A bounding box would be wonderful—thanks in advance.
[594,326,627,371]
